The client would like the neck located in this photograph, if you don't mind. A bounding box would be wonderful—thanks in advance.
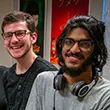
[15,52,37,74]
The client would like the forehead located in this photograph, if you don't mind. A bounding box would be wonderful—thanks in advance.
[66,27,91,40]
[3,21,28,33]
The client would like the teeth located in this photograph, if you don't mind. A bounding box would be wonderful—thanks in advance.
[12,46,21,49]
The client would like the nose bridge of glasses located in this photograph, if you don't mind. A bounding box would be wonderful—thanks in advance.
[11,32,19,40]
[70,41,80,51]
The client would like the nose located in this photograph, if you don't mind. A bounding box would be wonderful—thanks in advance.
[70,42,80,53]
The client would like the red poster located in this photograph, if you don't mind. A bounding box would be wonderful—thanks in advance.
[50,0,89,64]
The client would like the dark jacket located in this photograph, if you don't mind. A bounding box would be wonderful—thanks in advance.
[0,66,8,110]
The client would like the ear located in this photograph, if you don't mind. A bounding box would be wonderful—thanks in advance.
[31,31,38,44]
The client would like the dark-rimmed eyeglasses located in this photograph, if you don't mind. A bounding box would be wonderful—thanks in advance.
[2,30,31,41]
[62,38,94,51]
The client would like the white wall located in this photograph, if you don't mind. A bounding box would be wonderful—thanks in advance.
[89,0,103,20]
[0,0,13,67]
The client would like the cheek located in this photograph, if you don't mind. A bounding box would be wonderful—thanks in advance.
[82,45,95,57]
[4,41,9,48]
[84,50,94,60]
[88,47,94,56]
[62,46,68,57]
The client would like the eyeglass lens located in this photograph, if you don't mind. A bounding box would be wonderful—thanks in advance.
[63,38,94,51]
[2,30,30,40]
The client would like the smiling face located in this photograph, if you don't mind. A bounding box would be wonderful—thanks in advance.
[3,21,37,59]
[62,28,95,77]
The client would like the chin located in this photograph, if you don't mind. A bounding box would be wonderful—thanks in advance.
[62,62,88,77]
[66,62,81,69]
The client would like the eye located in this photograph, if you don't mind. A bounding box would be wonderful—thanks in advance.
[79,40,92,49]
[5,33,13,38]
[15,30,25,37]
[64,38,74,46]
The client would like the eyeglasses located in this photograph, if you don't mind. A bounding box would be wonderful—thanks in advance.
[62,38,94,51]
[2,30,31,40]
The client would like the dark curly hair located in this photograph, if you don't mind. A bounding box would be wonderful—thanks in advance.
[56,15,108,72]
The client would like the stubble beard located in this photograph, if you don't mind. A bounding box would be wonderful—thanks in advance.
[62,54,94,77]
[8,44,32,59]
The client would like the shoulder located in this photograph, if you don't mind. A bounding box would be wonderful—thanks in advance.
[98,77,110,88]
[0,65,8,84]
[34,71,58,85]
[94,77,110,97]
[35,56,58,71]
[94,77,110,109]
[0,66,8,73]
[37,71,58,80]
[2,65,15,82]
[0,66,8,79]
[30,71,58,93]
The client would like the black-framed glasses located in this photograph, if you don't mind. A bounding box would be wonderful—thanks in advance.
[2,30,31,40]
[62,38,94,51]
